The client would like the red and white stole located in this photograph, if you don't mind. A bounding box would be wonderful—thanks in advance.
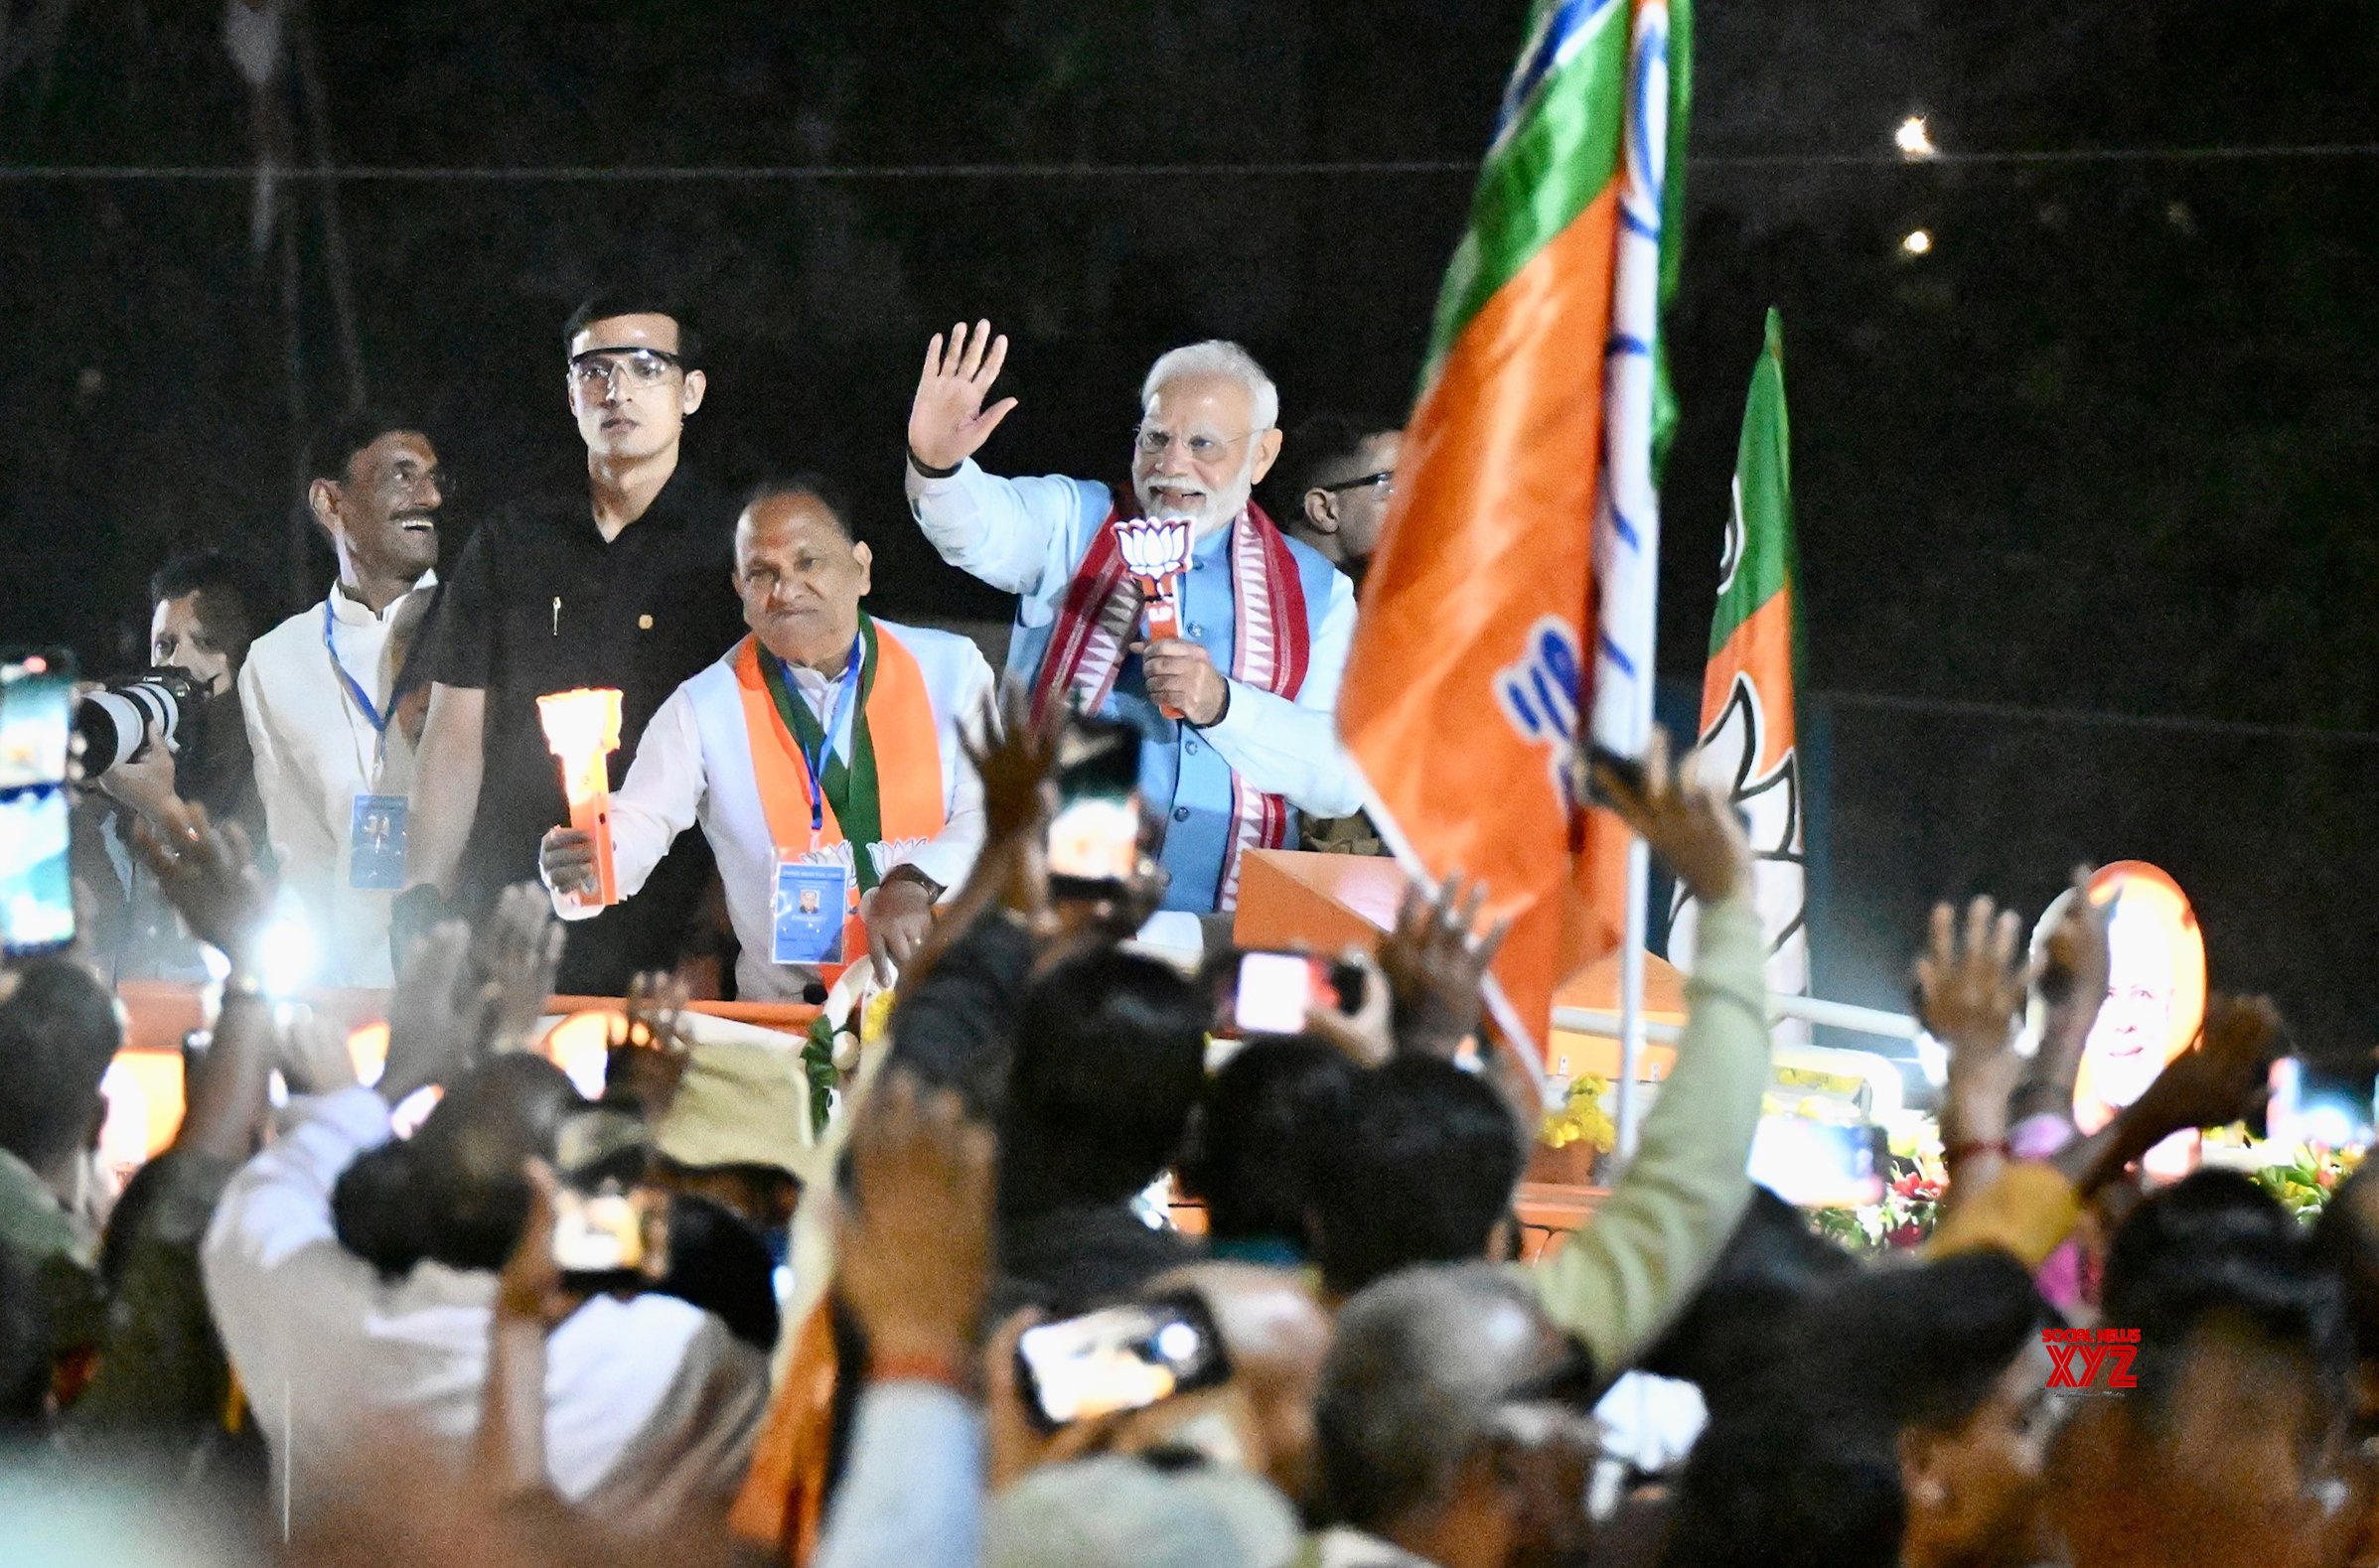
[1031,499,1312,908]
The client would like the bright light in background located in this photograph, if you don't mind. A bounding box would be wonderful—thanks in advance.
[346,1021,388,1087]
[97,1056,157,1174]
[1900,227,1934,257]
[1913,1031,1947,1088]
[1895,115,1936,159]
[257,915,318,996]
[541,1008,624,1098]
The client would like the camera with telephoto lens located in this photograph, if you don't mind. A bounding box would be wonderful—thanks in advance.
[76,667,208,777]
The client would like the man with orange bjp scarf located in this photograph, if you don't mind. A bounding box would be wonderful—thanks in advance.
[539,477,991,993]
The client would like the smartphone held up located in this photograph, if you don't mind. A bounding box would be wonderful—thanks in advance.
[1226,949,1367,1036]
[1046,715,1144,899]
[2266,1058,2378,1151]
[549,1107,669,1285]
[1014,1291,1232,1430]
[1745,1115,1889,1210]
[0,650,78,957]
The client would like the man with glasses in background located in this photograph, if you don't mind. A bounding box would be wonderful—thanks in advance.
[904,323,1360,925]
[1278,413,1402,591]
[1274,413,1403,855]
[237,414,446,985]
[402,293,743,992]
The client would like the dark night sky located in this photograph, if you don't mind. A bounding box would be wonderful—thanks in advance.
[3,1,2377,1056]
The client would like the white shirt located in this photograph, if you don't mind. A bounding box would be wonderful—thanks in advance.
[1308,1526,1439,1567]
[905,460,1365,821]
[1592,1370,1709,1475]
[201,1087,768,1526]
[556,618,994,998]
[238,577,437,987]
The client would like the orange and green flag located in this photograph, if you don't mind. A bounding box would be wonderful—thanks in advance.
[1667,309,1810,1029]
[1337,0,1693,1058]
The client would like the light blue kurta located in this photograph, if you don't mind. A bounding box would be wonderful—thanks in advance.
[906,460,1361,912]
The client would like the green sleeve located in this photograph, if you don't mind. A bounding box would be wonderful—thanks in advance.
[1529,890,1773,1372]
[64,1151,242,1444]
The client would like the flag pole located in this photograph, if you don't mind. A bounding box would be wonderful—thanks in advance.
[1614,475,1661,1161]
[1615,837,1651,1161]
[1605,0,1678,1167]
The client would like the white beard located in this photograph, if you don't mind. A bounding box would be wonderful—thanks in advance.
[1137,462,1257,540]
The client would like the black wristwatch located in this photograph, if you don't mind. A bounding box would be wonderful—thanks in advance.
[878,862,945,902]
[907,447,963,481]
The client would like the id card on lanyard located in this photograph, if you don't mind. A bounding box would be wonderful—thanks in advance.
[771,637,862,965]
[325,600,408,890]
[350,794,408,889]
[773,860,848,964]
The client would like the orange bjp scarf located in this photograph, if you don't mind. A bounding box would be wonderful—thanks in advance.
[731,618,947,960]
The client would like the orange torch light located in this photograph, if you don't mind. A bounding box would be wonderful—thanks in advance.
[537,687,624,911]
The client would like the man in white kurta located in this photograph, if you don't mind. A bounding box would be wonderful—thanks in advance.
[239,421,445,986]
[903,327,1360,929]
[541,482,989,997]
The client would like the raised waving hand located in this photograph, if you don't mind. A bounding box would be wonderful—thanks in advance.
[908,319,1020,473]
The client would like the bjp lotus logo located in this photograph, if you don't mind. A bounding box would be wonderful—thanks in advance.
[1115,517,1193,582]
[1667,671,1810,1034]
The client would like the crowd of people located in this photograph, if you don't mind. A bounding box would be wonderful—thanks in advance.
[6,292,2374,1568]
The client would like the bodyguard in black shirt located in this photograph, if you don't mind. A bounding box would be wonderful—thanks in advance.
[401,294,744,993]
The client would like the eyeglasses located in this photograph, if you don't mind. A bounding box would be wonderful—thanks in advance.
[1133,424,1263,464]
[1318,470,1394,498]
[569,347,685,392]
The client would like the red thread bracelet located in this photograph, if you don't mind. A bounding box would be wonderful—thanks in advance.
[1944,1138,2010,1165]
[871,1351,969,1392]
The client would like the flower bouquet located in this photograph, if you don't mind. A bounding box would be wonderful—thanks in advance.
[1535,1073,1618,1187]
[1807,1134,1948,1252]
[2249,1143,2364,1222]
[800,959,898,1135]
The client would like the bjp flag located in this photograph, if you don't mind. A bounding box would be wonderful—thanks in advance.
[1668,310,1811,1039]
[1338,0,1693,1058]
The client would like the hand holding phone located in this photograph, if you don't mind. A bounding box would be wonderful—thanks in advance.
[1584,726,1750,906]
[1046,716,1144,898]
[549,1185,664,1277]
[548,1107,665,1282]
[2266,1058,2376,1150]
[1290,948,1395,1067]
[1014,1291,1232,1429]
[1227,949,1367,1037]
[0,651,76,957]
[1745,1115,1889,1210]
[0,651,74,791]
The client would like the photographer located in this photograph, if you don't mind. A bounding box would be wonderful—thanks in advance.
[73,551,274,982]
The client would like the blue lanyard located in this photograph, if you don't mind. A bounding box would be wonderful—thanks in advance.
[322,599,388,736]
[785,634,863,834]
